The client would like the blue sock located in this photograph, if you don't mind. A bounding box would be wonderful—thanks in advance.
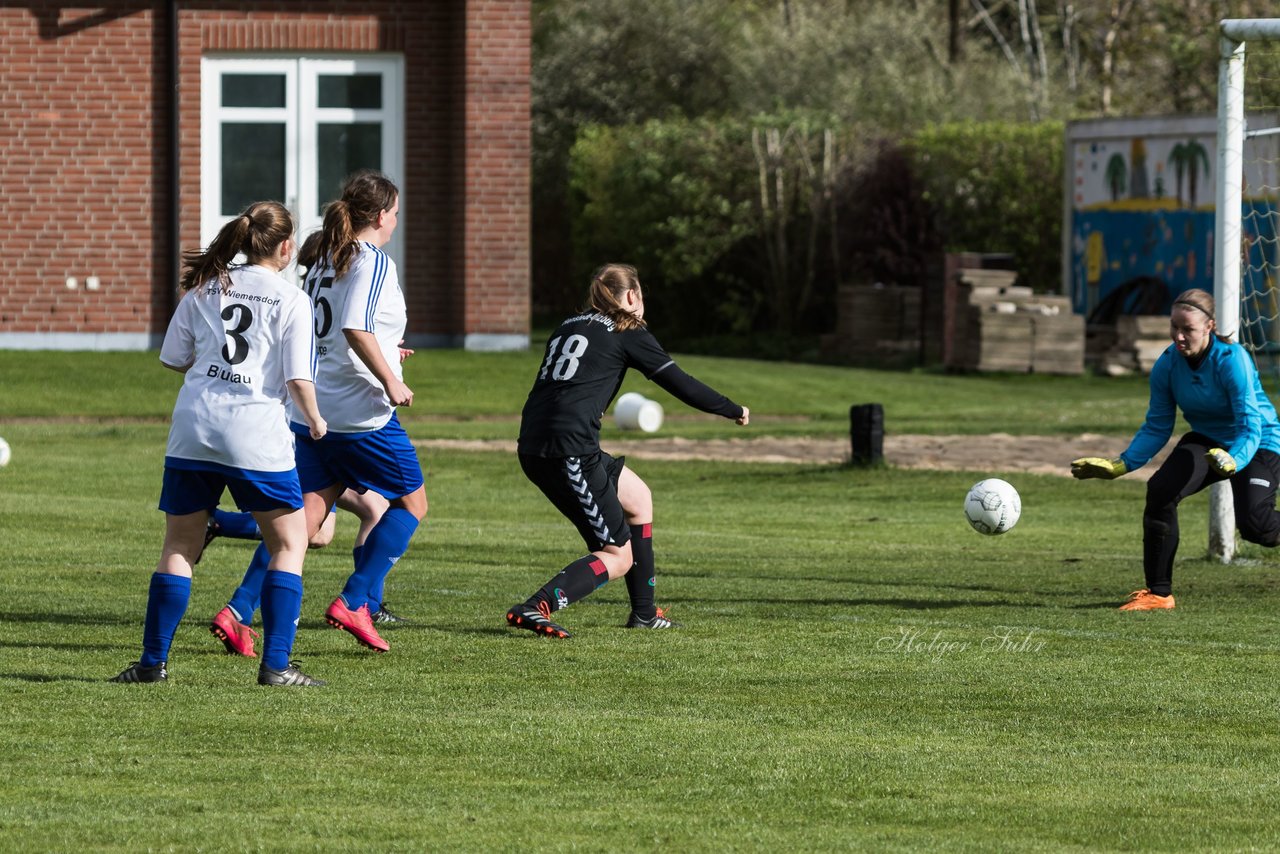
[213,507,261,540]
[260,570,303,671]
[355,545,381,610]
[341,508,418,612]
[226,542,269,624]
[140,573,192,667]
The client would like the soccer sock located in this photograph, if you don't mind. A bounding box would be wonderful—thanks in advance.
[341,508,418,612]
[1142,513,1178,597]
[625,523,656,619]
[259,570,303,671]
[527,555,609,612]
[140,573,192,667]
[226,542,270,625]
[212,508,262,540]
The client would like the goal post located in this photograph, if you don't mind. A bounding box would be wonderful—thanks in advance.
[1211,19,1280,562]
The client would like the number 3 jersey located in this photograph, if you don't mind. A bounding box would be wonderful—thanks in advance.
[518,311,741,457]
[297,242,406,434]
[160,264,316,474]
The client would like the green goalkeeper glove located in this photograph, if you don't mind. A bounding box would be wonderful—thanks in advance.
[1206,448,1237,477]
[1070,456,1127,480]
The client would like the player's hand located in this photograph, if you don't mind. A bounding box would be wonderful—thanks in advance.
[386,378,414,408]
[398,339,414,363]
[736,406,750,426]
[1070,456,1126,480]
[309,417,327,441]
[1206,448,1237,476]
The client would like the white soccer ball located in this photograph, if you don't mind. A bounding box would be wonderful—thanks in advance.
[0,437,9,467]
[964,478,1021,535]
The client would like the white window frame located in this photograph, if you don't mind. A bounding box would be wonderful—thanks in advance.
[200,54,405,277]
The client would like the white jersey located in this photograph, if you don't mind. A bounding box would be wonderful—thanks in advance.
[298,242,406,433]
[160,264,316,473]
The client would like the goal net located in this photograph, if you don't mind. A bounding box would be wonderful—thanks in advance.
[1213,18,1280,561]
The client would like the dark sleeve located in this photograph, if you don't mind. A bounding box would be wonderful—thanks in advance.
[650,362,743,420]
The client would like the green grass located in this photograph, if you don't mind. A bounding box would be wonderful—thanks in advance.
[0,349,1165,437]
[2,353,1279,851]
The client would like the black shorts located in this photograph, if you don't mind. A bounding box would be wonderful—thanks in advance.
[519,451,630,552]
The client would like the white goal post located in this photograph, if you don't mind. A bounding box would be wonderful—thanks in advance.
[1211,19,1280,562]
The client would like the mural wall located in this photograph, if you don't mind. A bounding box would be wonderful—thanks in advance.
[1065,115,1280,324]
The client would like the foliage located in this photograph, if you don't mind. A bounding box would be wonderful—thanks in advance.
[570,113,856,338]
[909,120,1065,291]
[835,141,943,291]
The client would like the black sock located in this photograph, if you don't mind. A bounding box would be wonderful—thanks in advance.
[527,555,609,612]
[1143,514,1177,597]
[625,523,656,619]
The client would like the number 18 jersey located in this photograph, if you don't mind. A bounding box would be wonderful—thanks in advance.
[518,311,674,457]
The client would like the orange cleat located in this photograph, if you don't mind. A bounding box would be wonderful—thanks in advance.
[1118,588,1176,611]
[324,597,389,652]
[210,606,259,657]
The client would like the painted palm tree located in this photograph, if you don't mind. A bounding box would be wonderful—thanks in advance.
[1106,153,1127,201]
[1169,142,1188,207]
[1184,139,1211,208]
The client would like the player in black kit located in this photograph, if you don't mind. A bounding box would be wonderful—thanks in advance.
[506,263,750,638]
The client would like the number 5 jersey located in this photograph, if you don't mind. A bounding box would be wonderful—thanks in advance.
[297,242,406,434]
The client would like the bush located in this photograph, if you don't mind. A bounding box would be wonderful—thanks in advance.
[908,121,1064,291]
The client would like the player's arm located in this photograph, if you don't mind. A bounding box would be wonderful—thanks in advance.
[286,379,326,440]
[649,363,746,423]
[344,328,413,407]
[627,329,747,424]
[1216,348,1261,474]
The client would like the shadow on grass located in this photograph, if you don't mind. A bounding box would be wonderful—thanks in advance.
[1,672,106,683]
[669,595,1044,609]
[0,611,140,626]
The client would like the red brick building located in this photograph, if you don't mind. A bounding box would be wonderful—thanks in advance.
[0,1,530,350]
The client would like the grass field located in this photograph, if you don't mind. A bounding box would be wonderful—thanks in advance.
[1,351,1279,851]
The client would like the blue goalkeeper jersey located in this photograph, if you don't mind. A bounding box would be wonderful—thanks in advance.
[1120,336,1280,472]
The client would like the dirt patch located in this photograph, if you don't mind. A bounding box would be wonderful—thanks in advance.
[415,433,1171,480]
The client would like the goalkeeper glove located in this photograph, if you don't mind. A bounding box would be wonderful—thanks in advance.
[1070,456,1127,480]
[1206,448,1237,477]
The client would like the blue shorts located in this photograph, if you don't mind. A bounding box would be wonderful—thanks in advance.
[159,459,303,515]
[292,412,424,500]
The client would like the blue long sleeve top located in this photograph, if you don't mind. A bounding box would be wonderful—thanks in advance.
[1120,336,1280,472]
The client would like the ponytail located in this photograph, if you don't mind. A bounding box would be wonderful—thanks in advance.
[308,169,399,277]
[180,202,293,291]
[585,263,646,331]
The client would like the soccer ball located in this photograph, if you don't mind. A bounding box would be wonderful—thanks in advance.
[964,478,1020,535]
[0,437,9,467]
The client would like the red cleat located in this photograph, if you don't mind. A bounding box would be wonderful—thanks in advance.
[210,606,259,657]
[325,598,390,652]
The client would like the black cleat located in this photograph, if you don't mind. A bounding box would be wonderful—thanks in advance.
[505,601,571,638]
[193,517,220,566]
[624,607,680,629]
[110,661,168,683]
[258,660,326,687]
[371,604,411,625]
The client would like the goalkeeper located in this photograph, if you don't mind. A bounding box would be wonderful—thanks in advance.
[1071,288,1280,611]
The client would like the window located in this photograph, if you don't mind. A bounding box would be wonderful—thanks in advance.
[201,56,405,277]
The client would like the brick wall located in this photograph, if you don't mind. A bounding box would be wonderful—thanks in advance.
[0,0,530,348]
[0,4,167,341]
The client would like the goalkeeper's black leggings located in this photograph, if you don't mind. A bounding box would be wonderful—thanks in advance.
[1143,432,1280,595]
